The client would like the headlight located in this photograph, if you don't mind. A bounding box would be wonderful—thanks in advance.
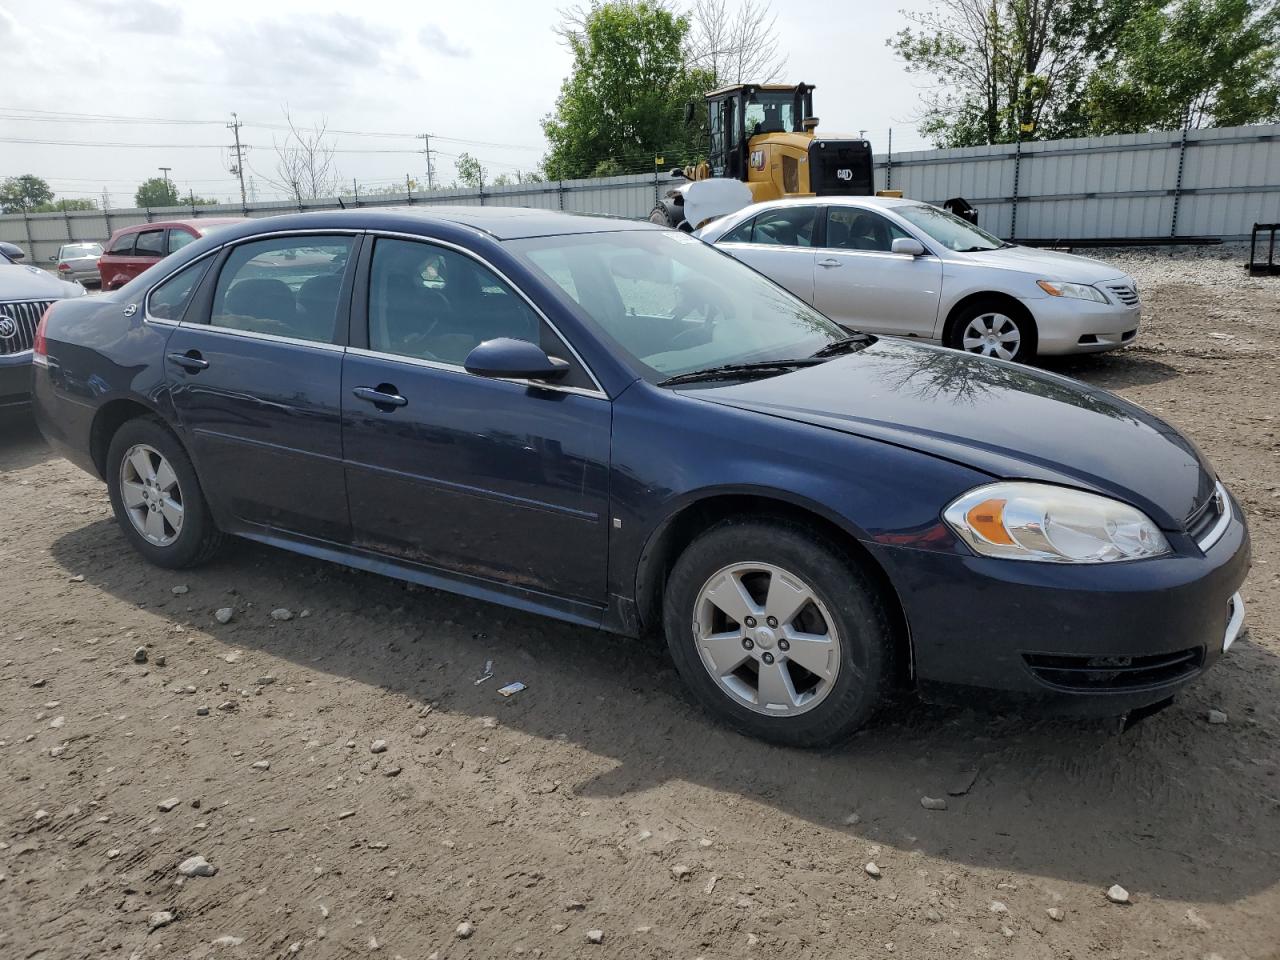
[943,482,1171,563]
[1037,279,1108,303]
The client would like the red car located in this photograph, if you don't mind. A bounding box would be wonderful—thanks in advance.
[97,218,247,290]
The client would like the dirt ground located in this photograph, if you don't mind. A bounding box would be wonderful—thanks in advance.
[2,246,1279,960]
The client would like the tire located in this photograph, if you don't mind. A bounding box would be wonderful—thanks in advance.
[648,204,684,229]
[105,416,223,569]
[662,518,896,748]
[947,299,1038,363]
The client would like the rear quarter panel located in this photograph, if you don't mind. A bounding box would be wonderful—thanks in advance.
[32,295,175,476]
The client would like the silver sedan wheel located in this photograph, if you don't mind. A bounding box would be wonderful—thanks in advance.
[119,443,184,547]
[961,312,1021,360]
[692,562,841,716]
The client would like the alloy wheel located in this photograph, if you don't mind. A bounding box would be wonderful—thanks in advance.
[692,562,841,716]
[961,312,1022,360]
[119,443,184,547]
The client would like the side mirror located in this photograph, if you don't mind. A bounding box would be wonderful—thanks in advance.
[669,168,687,180]
[49,255,59,262]
[0,241,26,261]
[464,338,570,382]
[892,237,926,257]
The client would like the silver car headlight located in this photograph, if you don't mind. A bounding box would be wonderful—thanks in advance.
[943,482,1171,563]
[1037,279,1108,303]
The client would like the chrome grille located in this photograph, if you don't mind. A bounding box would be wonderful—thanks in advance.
[1106,283,1139,306]
[0,300,54,356]
[1186,481,1231,552]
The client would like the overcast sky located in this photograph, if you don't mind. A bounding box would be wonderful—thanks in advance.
[1,0,937,205]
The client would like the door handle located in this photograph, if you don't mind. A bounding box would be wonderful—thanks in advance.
[352,385,408,408]
[166,350,209,372]
[818,258,843,268]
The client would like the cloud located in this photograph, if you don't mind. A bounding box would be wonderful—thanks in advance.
[419,24,470,58]
[110,0,184,35]
[214,14,403,101]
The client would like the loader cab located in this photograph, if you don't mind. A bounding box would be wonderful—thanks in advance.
[705,83,815,182]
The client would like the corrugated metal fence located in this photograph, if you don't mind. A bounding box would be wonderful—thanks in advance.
[876,123,1279,241]
[3,123,1277,265]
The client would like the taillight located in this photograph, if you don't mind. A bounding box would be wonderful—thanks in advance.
[57,262,70,271]
[33,305,51,359]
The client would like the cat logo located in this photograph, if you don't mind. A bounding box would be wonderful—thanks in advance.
[750,149,765,170]
[836,168,854,181]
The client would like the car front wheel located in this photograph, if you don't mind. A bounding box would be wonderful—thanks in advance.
[949,301,1037,362]
[663,518,896,747]
[106,417,223,569]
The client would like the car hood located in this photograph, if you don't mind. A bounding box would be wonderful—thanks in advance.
[690,339,1213,529]
[956,245,1128,284]
[0,263,84,299]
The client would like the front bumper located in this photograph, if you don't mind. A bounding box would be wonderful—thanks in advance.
[870,506,1250,716]
[0,351,33,407]
[1025,294,1141,355]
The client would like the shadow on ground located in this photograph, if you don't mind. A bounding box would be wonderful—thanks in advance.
[0,410,52,472]
[1038,350,1183,390]
[49,515,1278,906]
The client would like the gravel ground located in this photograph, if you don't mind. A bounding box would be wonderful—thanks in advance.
[2,246,1279,960]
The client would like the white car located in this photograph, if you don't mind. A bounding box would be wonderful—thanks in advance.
[693,197,1141,362]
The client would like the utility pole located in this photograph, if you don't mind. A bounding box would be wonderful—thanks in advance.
[227,112,248,210]
[101,187,111,210]
[158,166,173,203]
[417,133,437,191]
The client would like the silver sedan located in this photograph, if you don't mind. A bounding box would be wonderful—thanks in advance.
[51,242,104,287]
[694,197,1141,363]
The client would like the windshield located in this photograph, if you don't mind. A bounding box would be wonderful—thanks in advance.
[509,231,845,382]
[895,203,1005,252]
[745,92,798,136]
[59,243,103,258]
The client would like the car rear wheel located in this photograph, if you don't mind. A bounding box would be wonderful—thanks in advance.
[663,518,895,747]
[106,418,222,569]
[949,301,1037,362]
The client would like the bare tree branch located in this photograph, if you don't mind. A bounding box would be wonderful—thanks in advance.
[267,109,342,202]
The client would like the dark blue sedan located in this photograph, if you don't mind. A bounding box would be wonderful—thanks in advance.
[31,208,1249,746]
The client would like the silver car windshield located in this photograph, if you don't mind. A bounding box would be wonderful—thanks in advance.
[895,203,1005,252]
[60,243,103,258]
[509,230,846,381]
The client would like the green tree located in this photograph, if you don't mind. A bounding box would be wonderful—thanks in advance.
[31,198,98,212]
[542,0,710,179]
[455,152,487,189]
[890,0,1135,147]
[135,177,180,207]
[0,174,55,213]
[1084,0,1280,132]
[891,0,1280,147]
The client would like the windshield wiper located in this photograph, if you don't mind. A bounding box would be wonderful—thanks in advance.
[809,333,875,358]
[658,358,824,387]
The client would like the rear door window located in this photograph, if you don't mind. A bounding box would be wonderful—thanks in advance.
[746,207,817,247]
[719,217,755,244]
[167,229,198,254]
[209,235,353,343]
[148,258,212,321]
[134,230,165,258]
[108,233,136,256]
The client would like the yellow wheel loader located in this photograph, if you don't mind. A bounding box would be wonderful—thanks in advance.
[650,83,876,231]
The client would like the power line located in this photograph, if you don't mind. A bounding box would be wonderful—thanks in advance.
[0,106,541,150]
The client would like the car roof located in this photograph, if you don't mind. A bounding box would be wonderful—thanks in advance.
[171,206,663,242]
[751,195,921,212]
[112,217,248,237]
